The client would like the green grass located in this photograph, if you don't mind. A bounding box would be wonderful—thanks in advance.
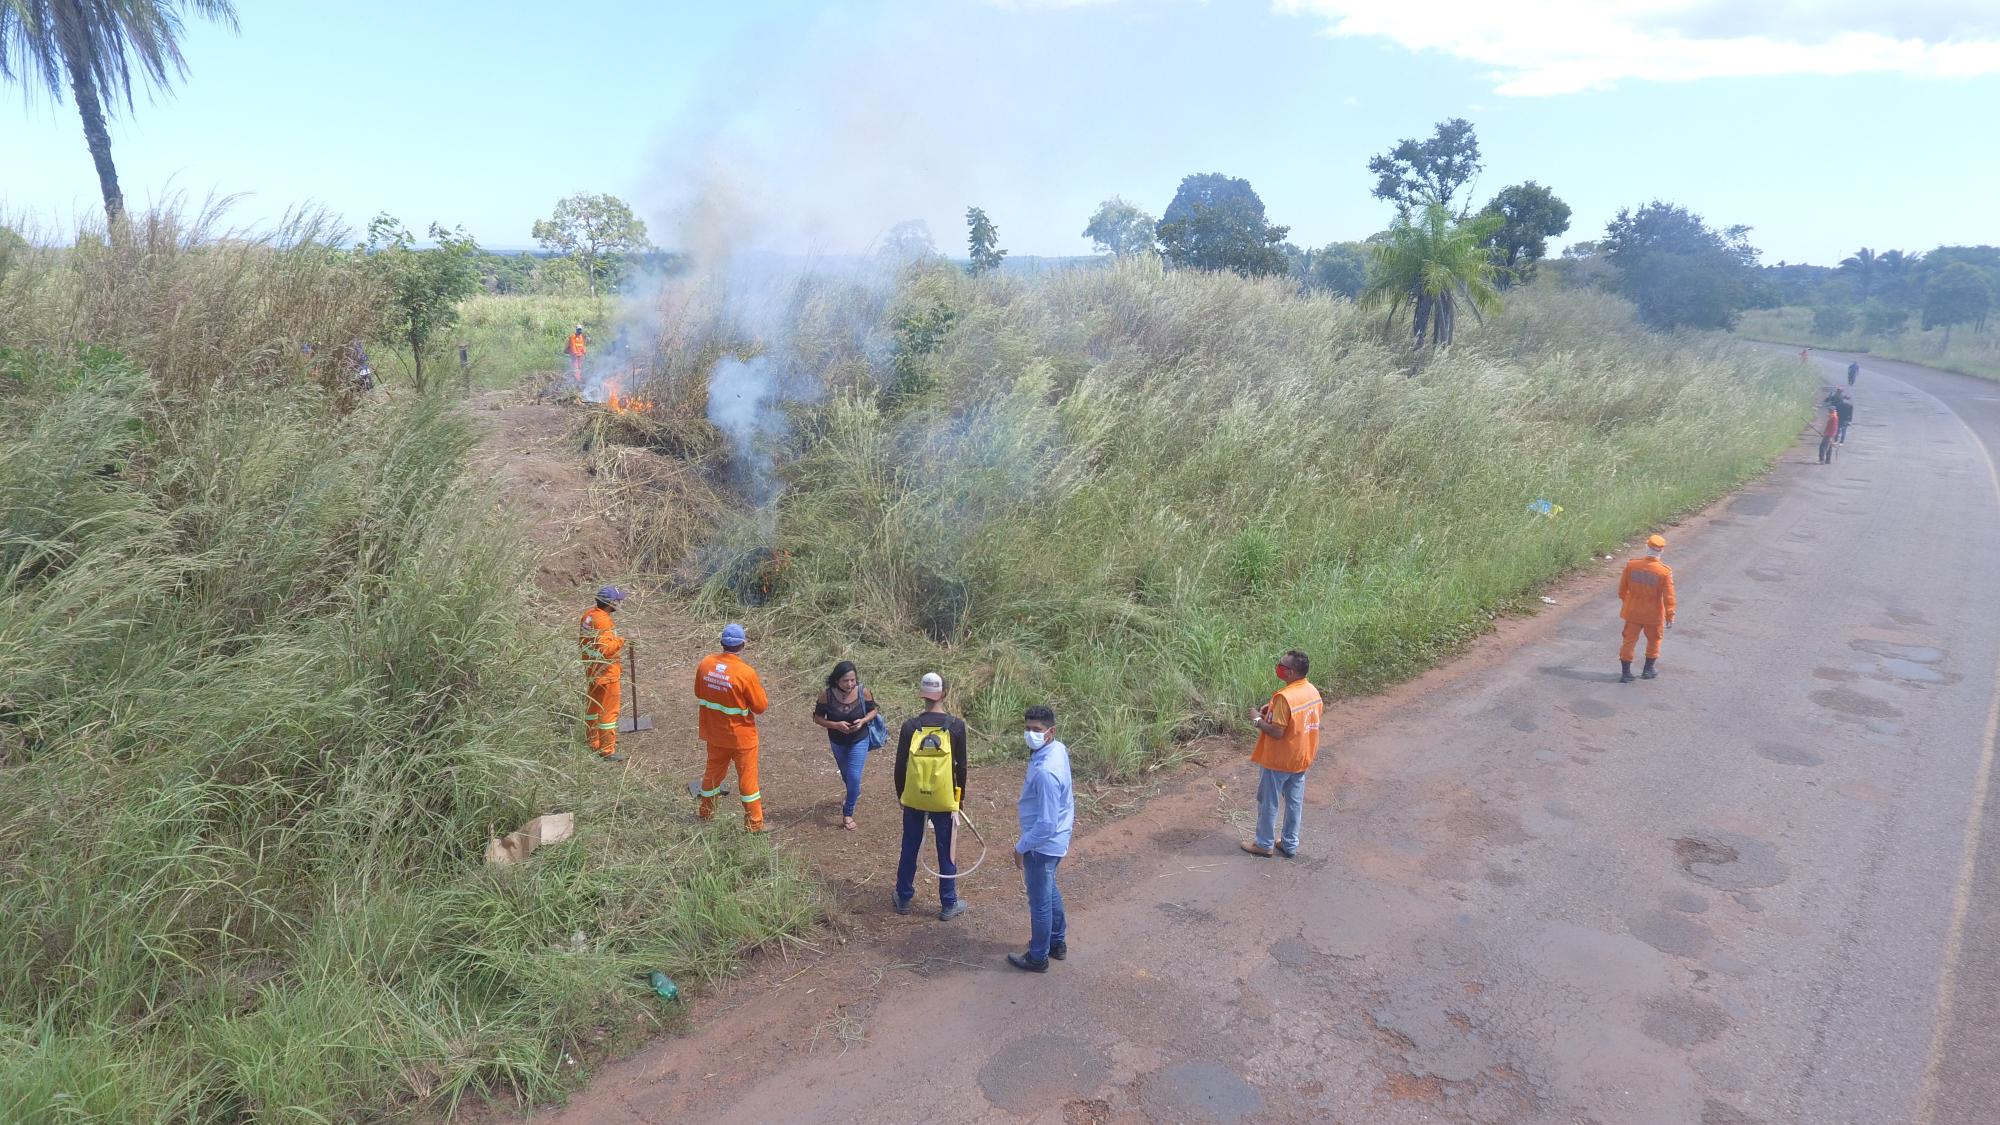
[1739,305,2000,381]
[0,342,818,1122]
[443,293,605,391]
[632,260,1813,778]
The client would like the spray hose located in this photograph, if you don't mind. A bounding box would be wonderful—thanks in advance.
[919,806,990,880]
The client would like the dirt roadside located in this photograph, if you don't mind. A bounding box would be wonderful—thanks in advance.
[456,386,1768,1122]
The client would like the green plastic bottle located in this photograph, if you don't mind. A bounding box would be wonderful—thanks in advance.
[649,971,679,1001]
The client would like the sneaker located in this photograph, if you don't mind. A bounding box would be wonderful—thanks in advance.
[599,752,627,762]
[939,901,970,921]
[892,895,912,916]
[1048,939,1067,961]
[1240,841,1275,858]
[1006,952,1050,973]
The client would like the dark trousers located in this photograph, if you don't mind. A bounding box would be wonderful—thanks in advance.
[1819,435,1834,463]
[895,806,957,907]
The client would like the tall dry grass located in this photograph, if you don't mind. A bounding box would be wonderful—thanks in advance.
[636,259,1813,776]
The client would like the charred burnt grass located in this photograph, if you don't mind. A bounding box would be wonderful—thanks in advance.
[637,259,1813,777]
[0,219,817,1122]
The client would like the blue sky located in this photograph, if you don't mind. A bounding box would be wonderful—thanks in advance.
[3,0,1996,264]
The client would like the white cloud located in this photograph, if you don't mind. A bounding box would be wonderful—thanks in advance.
[1273,0,2000,95]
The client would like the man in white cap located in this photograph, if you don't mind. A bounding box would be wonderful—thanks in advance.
[892,672,970,920]
[693,623,770,831]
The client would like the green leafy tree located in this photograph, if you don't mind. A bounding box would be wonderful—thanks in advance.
[1601,201,1760,330]
[1363,201,1502,350]
[1860,301,1909,338]
[530,192,650,298]
[1922,262,1994,349]
[1812,305,1856,337]
[879,219,937,263]
[1837,246,1877,298]
[965,206,1007,275]
[1155,173,1289,278]
[0,0,238,221]
[1083,196,1158,258]
[1287,241,1369,298]
[365,214,480,390]
[1369,117,1482,216]
[1478,181,1571,286]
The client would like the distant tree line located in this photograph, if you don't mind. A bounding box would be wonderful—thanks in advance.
[1755,244,1996,349]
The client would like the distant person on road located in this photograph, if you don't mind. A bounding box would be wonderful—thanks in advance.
[1847,360,1860,387]
[1618,535,1677,683]
[1834,391,1854,444]
[693,623,770,832]
[813,660,881,830]
[1241,649,1324,859]
[579,586,627,762]
[1818,406,1840,464]
[1800,347,1812,364]
[892,672,970,921]
[1008,704,1074,973]
[565,325,588,382]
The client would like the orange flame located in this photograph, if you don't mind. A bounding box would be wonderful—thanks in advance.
[602,378,654,415]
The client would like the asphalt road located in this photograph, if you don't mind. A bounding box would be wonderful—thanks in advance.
[543,350,2000,1124]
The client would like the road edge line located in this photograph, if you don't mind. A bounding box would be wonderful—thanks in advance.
[1913,405,2000,1125]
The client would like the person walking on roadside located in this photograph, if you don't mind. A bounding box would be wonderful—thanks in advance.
[813,660,882,830]
[693,624,770,832]
[565,324,588,383]
[579,586,628,761]
[1847,360,1860,387]
[893,672,970,920]
[1817,405,1840,464]
[1834,391,1854,445]
[1618,535,1677,683]
[1241,649,1323,859]
[1008,705,1074,973]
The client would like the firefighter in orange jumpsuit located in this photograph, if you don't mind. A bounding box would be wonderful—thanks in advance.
[1617,534,1676,683]
[580,585,627,761]
[566,325,587,382]
[693,623,770,831]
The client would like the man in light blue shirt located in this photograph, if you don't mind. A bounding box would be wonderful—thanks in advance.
[1008,704,1074,973]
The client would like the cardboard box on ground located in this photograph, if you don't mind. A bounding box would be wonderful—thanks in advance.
[484,812,575,865]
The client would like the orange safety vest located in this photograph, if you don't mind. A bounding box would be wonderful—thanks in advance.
[1618,556,1676,626]
[579,606,624,683]
[1251,677,1323,773]
[694,652,768,749]
[567,333,586,357]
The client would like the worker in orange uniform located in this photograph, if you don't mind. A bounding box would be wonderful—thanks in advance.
[1240,649,1324,859]
[565,325,587,382]
[1618,535,1677,683]
[693,623,771,831]
[580,585,628,761]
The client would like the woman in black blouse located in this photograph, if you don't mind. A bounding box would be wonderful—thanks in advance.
[812,660,880,830]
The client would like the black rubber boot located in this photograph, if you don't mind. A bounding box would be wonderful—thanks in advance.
[1619,661,1634,683]
[1641,658,1657,680]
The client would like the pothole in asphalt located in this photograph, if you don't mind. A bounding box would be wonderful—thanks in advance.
[1627,910,1713,957]
[1755,742,1823,767]
[1743,567,1786,583]
[1138,1060,1263,1123]
[1568,698,1616,719]
[1880,658,1947,684]
[1702,1097,1767,1124]
[977,1034,1109,1115]
[1809,688,1903,719]
[1674,832,1788,890]
[1641,993,1731,1048]
[1812,666,1860,683]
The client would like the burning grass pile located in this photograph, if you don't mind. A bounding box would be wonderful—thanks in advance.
[0,347,817,1122]
[658,259,1813,777]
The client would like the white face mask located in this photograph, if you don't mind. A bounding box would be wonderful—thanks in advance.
[1024,730,1049,751]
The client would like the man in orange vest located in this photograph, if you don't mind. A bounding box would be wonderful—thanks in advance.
[566,325,587,382]
[693,623,770,831]
[1241,649,1323,859]
[1618,534,1677,683]
[579,586,627,761]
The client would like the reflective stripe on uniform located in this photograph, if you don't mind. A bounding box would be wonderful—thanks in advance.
[740,791,761,803]
[595,721,618,730]
[699,785,726,798]
[698,699,749,716]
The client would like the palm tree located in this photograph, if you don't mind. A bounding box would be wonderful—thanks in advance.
[1837,246,1877,298]
[1364,200,1502,350]
[0,0,238,221]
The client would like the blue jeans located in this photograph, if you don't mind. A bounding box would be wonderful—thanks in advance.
[1022,851,1066,960]
[1255,767,1307,853]
[895,807,957,907]
[828,736,867,816]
